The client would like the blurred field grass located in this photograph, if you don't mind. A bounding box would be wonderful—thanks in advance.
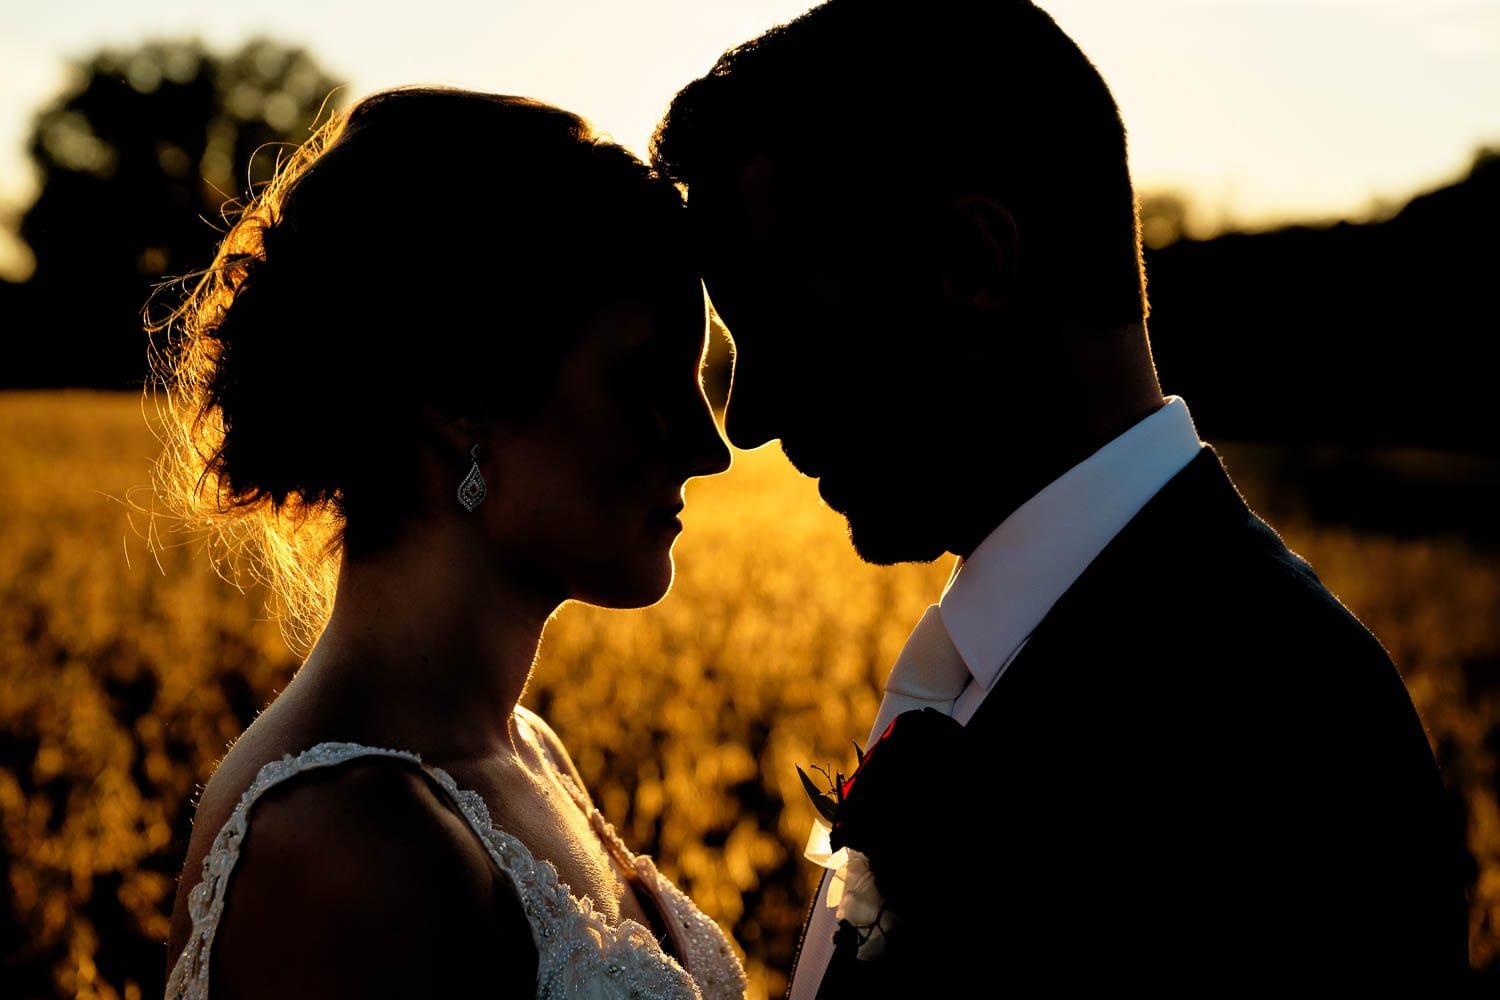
[1,389,1496,998]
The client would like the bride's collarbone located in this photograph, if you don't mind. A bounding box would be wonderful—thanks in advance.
[451,754,661,934]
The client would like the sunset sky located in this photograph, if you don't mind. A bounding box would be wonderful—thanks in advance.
[0,0,1496,276]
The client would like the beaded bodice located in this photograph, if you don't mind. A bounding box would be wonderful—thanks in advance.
[164,741,748,999]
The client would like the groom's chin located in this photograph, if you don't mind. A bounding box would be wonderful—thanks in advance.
[817,465,950,565]
[842,507,949,567]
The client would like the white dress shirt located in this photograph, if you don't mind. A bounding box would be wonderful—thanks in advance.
[943,394,1205,723]
[788,395,1204,1000]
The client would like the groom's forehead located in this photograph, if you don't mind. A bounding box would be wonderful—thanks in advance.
[690,162,833,275]
[688,158,770,225]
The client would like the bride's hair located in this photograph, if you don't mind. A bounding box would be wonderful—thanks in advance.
[146,86,687,650]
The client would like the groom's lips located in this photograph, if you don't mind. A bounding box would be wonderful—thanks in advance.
[783,440,854,506]
[816,473,849,513]
[782,440,855,512]
[780,439,823,478]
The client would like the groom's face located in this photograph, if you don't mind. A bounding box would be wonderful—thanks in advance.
[694,158,960,566]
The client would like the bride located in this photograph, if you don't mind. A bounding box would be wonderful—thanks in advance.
[156,86,742,998]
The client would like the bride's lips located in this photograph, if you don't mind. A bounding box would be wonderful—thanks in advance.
[647,502,685,532]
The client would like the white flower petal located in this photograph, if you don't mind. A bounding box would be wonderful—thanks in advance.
[856,908,898,961]
[832,849,889,936]
[827,867,846,910]
[804,817,848,873]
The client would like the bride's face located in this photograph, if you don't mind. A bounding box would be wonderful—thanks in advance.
[482,284,732,608]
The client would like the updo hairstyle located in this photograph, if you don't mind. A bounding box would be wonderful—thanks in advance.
[148,86,690,647]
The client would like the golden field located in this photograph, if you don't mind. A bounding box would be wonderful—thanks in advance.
[1,389,1497,998]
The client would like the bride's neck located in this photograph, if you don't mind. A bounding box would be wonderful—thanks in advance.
[291,519,559,762]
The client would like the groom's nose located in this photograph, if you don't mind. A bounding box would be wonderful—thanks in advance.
[722,344,777,451]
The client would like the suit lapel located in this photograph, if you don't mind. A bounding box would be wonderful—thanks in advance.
[791,446,1254,997]
[962,444,1251,738]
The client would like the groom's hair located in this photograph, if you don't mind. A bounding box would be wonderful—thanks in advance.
[653,0,1149,329]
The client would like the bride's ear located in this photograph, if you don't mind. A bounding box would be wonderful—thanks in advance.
[936,194,1018,314]
[420,405,492,468]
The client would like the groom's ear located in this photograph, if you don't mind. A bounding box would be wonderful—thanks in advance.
[936,194,1019,314]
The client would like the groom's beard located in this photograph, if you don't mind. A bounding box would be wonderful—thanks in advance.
[822,467,952,567]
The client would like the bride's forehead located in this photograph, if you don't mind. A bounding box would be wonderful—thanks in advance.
[568,295,706,360]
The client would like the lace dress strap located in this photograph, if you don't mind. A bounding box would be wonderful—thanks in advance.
[165,742,445,999]
[164,740,738,1000]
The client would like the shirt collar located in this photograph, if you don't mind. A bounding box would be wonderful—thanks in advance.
[938,395,1204,689]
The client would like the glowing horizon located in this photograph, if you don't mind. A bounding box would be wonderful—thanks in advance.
[0,0,1496,279]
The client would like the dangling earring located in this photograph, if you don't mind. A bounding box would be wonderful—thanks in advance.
[457,443,486,512]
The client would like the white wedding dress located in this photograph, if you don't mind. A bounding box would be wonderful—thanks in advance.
[164,740,749,999]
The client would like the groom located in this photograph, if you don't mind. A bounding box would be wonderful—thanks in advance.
[654,0,1470,994]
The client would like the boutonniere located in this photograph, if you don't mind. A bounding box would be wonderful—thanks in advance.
[800,749,895,959]
[797,708,968,961]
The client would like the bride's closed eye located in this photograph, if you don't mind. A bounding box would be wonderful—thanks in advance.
[607,349,669,426]
[608,345,704,434]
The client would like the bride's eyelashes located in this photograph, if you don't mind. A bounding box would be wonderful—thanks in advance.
[608,345,707,434]
[607,349,676,430]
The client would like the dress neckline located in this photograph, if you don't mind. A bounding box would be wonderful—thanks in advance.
[506,713,689,962]
[511,754,690,962]
[169,736,749,1000]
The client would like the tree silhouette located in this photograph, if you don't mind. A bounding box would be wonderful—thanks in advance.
[1137,191,1195,250]
[9,38,342,389]
[1143,146,1499,455]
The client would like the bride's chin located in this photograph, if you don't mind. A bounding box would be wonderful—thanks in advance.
[579,559,677,610]
[633,560,678,609]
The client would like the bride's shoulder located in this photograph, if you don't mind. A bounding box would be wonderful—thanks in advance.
[199,750,537,998]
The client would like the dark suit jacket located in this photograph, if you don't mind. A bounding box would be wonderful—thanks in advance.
[802,445,1470,996]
